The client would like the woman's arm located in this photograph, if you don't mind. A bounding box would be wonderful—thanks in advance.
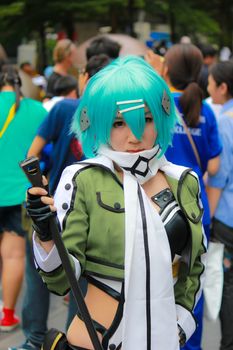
[27,135,47,159]
[206,186,222,218]
[207,117,231,217]
[27,179,56,252]
[174,172,207,342]
[207,155,220,176]
[34,166,88,295]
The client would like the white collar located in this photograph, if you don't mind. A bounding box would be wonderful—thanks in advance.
[98,145,168,184]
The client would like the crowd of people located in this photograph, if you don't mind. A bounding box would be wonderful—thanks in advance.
[0,34,233,350]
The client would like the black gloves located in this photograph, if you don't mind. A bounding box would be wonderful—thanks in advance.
[26,190,55,241]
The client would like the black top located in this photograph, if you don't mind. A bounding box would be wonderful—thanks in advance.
[46,71,63,98]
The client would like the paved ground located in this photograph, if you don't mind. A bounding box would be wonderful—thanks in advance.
[0,283,221,350]
[0,285,67,350]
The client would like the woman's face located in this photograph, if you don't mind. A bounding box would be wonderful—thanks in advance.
[110,109,157,153]
[207,74,225,105]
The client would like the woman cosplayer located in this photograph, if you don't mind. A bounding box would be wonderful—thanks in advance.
[27,56,206,350]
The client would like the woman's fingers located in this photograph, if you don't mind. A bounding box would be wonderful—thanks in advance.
[41,196,56,212]
[28,186,47,196]
[28,185,56,211]
[42,175,48,186]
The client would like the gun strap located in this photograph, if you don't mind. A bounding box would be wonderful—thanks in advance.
[49,218,103,350]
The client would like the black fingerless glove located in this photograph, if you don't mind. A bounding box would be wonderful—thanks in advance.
[26,190,55,241]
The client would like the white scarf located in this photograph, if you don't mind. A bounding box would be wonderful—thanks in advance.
[98,146,179,350]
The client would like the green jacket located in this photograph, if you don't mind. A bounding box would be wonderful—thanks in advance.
[39,161,206,316]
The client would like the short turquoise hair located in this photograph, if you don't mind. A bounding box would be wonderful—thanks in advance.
[72,55,177,158]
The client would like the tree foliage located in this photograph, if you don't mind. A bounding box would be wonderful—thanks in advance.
[0,0,232,59]
[143,0,223,44]
[0,1,24,17]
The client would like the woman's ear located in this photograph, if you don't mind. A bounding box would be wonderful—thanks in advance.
[161,64,170,84]
[219,82,228,97]
[78,72,89,96]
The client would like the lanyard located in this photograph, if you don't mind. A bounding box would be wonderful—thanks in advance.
[0,103,16,138]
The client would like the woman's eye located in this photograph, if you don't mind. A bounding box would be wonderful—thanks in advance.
[145,116,153,123]
[145,111,153,123]
[113,120,125,128]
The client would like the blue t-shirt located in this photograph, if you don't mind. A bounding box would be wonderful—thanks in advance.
[37,98,85,194]
[208,99,233,228]
[166,92,222,226]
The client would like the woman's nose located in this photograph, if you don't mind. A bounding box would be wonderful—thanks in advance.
[128,129,140,143]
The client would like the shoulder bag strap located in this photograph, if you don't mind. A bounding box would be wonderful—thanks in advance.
[177,110,202,171]
[0,103,16,138]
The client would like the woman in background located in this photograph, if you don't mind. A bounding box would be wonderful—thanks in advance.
[161,44,222,350]
[0,65,47,331]
[207,61,233,350]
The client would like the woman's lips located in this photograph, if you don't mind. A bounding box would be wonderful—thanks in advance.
[127,149,144,153]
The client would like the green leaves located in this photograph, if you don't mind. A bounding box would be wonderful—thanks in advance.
[0,0,232,60]
[0,1,24,18]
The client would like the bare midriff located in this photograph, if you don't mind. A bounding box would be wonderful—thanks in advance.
[67,283,119,349]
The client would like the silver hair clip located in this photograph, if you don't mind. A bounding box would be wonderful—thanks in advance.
[119,104,145,114]
[80,107,90,131]
[117,110,122,117]
[116,99,143,105]
[162,90,170,115]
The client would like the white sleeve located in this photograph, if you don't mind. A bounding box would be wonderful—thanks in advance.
[176,304,196,341]
[33,232,82,280]
[33,232,62,272]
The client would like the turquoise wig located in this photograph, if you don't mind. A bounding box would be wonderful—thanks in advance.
[72,55,177,158]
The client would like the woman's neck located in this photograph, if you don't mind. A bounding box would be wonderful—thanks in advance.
[54,62,69,76]
[169,86,183,93]
[113,163,123,182]
[222,94,233,105]
[1,85,14,92]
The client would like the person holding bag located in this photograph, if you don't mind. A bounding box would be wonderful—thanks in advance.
[207,60,233,350]
[26,56,206,350]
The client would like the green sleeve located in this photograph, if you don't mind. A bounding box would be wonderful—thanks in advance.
[40,174,88,295]
[174,173,206,330]
[174,229,206,311]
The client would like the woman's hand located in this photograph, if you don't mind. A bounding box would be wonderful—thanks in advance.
[145,49,164,76]
[26,179,57,242]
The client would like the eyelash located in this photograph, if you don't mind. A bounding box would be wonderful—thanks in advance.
[113,115,153,128]
[113,120,125,128]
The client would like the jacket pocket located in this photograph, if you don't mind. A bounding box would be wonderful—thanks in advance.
[177,170,203,224]
[96,191,125,213]
[182,201,203,224]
